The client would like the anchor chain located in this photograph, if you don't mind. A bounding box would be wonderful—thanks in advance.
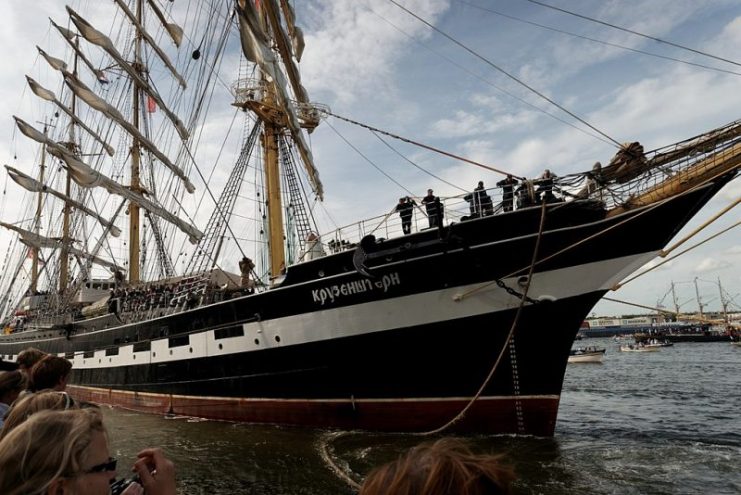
[495,278,542,305]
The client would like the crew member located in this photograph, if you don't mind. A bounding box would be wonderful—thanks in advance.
[421,189,441,228]
[496,175,519,212]
[395,197,416,235]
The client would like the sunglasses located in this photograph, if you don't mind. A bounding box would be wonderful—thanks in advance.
[84,457,117,474]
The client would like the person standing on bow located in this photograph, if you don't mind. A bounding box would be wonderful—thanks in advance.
[474,181,493,216]
[421,189,442,228]
[395,197,416,235]
[496,175,519,212]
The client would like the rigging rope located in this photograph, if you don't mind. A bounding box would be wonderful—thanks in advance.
[323,109,522,178]
[460,0,741,78]
[366,4,614,146]
[525,0,741,69]
[386,0,623,148]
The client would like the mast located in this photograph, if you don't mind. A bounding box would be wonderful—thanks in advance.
[718,278,729,329]
[60,37,82,294]
[670,281,680,316]
[260,5,285,279]
[30,124,47,293]
[129,0,143,283]
[694,277,704,318]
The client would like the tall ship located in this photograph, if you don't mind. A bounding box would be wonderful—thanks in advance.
[0,1,739,436]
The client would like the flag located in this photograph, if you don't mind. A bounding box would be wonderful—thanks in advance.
[147,95,157,113]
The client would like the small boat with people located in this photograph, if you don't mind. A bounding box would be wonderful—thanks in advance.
[619,344,659,352]
[643,339,674,348]
[568,346,606,363]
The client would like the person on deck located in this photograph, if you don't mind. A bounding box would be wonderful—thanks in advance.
[473,181,493,216]
[421,189,441,228]
[496,175,519,212]
[239,256,256,293]
[536,169,558,203]
[395,197,416,235]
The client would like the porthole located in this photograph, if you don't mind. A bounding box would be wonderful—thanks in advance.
[274,335,281,343]
[218,343,223,350]
[98,359,101,363]
[189,347,193,353]
[169,350,173,355]
[133,355,136,360]
[254,338,259,345]
[153,352,156,357]
[318,270,325,277]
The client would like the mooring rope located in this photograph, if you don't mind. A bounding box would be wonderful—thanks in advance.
[417,199,548,436]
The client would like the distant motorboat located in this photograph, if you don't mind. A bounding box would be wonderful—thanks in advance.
[620,344,659,352]
[644,339,674,348]
[568,346,606,363]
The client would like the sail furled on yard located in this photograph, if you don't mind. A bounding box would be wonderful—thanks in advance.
[0,222,124,272]
[235,0,324,199]
[0,223,62,249]
[49,21,110,84]
[111,0,187,89]
[26,75,115,157]
[66,6,190,141]
[64,75,196,193]
[145,0,184,47]
[45,147,203,244]
[5,165,122,237]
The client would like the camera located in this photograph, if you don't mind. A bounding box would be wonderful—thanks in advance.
[110,475,141,495]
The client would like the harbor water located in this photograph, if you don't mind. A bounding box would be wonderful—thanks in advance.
[102,338,740,494]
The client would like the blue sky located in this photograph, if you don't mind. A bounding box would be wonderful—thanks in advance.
[0,0,739,317]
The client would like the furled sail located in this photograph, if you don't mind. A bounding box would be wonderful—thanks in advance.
[0,222,62,249]
[46,147,203,244]
[66,7,190,141]
[49,21,109,84]
[36,46,67,71]
[145,0,184,47]
[26,75,115,157]
[235,0,324,199]
[279,0,305,62]
[111,0,187,89]
[64,75,195,193]
[5,165,122,237]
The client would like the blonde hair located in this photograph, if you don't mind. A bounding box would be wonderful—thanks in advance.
[360,438,515,495]
[0,408,104,495]
[0,390,78,440]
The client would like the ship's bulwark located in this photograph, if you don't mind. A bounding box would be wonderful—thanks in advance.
[0,179,731,435]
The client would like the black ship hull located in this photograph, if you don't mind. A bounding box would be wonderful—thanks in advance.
[0,182,728,435]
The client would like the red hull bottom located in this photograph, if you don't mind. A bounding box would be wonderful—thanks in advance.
[68,385,560,436]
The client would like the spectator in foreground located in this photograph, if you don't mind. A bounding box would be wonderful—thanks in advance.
[359,437,515,495]
[16,347,46,375]
[0,390,79,440]
[29,354,72,392]
[0,371,26,428]
[0,408,177,495]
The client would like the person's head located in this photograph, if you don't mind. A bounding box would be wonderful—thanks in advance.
[359,438,515,495]
[427,189,433,195]
[0,408,115,495]
[0,390,78,440]
[16,347,46,374]
[399,197,406,203]
[0,371,26,407]
[543,169,551,177]
[29,355,73,392]
[507,174,512,179]
[478,181,484,188]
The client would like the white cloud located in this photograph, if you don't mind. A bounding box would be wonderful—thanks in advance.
[693,258,731,273]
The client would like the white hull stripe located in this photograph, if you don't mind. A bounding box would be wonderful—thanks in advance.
[33,251,654,370]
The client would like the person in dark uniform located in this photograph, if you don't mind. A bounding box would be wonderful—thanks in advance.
[395,197,416,234]
[421,189,441,228]
[496,174,519,212]
[536,169,558,203]
[474,181,493,216]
